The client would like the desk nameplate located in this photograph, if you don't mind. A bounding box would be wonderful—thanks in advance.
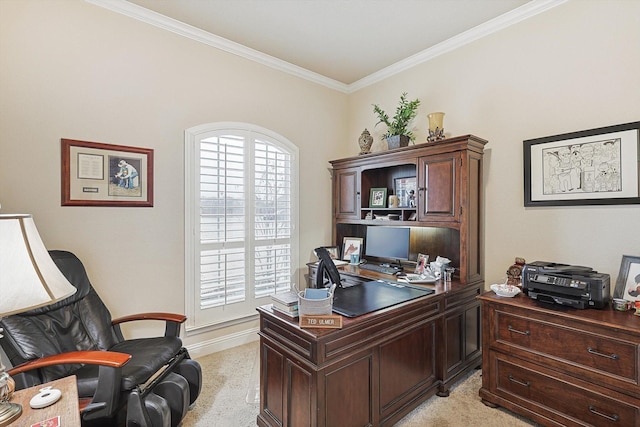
[299,314,343,329]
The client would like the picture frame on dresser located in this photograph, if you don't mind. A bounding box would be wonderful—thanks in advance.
[613,254,640,302]
[523,121,640,207]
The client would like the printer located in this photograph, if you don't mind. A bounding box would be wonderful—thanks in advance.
[522,261,610,309]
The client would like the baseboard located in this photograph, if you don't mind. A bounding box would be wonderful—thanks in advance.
[185,327,260,359]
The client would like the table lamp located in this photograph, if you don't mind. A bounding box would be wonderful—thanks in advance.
[0,214,77,426]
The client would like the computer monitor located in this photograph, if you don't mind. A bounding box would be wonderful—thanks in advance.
[365,226,410,265]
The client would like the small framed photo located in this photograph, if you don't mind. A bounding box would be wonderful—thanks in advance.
[394,177,417,207]
[314,246,339,260]
[613,255,640,302]
[369,188,387,208]
[342,237,363,261]
[415,253,429,274]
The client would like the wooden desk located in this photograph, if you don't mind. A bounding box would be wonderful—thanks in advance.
[8,375,80,426]
[257,266,483,427]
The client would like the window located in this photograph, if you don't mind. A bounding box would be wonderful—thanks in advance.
[185,123,299,330]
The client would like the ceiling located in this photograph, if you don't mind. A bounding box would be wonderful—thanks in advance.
[99,0,561,90]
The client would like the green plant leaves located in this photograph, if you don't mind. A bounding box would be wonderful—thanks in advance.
[372,92,420,140]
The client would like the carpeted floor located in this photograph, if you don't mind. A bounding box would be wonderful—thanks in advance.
[182,341,540,427]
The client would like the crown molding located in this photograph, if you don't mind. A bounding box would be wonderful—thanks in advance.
[87,0,567,94]
[85,0,350,92]
[347,0,568,93]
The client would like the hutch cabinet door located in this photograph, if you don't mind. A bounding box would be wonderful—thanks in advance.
[417,152,462,222]
[334,167,360,220]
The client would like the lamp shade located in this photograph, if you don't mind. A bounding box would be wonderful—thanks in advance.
[0,214,76,317]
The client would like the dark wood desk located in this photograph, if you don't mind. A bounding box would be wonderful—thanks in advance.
[257,266,482,427]
[8,375,80,426]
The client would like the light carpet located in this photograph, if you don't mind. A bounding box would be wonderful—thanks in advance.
[182,341,540,427]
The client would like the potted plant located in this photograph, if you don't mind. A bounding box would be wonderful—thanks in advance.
[373,93,421,149]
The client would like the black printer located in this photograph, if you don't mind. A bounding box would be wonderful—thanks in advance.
[522,261,610,309]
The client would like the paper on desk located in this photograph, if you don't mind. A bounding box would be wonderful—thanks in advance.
[31,415,60,427]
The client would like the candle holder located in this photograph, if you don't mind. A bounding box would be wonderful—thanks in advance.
[427,112,445,142]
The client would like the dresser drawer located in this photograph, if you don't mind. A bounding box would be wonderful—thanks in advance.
[489,351,639,427]
[493,309,638,386]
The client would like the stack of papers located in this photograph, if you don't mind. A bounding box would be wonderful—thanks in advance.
[403,274,438,284]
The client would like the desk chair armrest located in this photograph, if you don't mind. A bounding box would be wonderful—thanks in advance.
[112,312,187,339]
[7,350,131,375]
[8,351,132,420]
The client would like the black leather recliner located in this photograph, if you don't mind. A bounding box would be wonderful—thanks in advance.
[0,250,202,426]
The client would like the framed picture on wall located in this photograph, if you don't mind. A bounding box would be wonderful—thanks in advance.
[613,255,640,302]
[524,121,640,207]
[61,139,154,207]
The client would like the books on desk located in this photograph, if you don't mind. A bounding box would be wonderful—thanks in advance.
[271,290,299,317]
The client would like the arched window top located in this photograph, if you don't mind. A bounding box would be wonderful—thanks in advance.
[186,122,298,158]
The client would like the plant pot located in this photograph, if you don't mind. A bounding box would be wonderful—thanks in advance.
[386,135,410,150]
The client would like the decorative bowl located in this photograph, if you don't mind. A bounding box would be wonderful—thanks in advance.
[490,283,521,298]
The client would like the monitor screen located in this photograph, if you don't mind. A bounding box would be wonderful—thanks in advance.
[365,226,410,261]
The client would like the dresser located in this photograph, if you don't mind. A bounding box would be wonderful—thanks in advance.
[479,293,640,426]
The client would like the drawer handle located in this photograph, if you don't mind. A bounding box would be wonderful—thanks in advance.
[587,347,619,360]
[588,405,619,422]
[507,325,530,336]
[508,375,530,387]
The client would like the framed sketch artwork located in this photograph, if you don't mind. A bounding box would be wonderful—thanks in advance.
[524,121,640,206]
[614,255,640,302]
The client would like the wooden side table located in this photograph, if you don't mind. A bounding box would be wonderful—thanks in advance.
[7,375,80,426]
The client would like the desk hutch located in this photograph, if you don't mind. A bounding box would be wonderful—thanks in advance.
[257,136,487,427]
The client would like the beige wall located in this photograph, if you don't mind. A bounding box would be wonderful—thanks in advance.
[1,0,639,353]
[0,0,345,350]
[348,0,640,287]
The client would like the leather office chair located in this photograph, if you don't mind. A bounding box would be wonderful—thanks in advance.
[0,250,202,427]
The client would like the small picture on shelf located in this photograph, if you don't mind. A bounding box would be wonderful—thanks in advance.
[394,177,416,207]
[342,237,363,261]
[369,188,387,208]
